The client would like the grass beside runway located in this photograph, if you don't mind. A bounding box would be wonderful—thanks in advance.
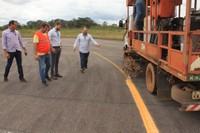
[0,27,124,40]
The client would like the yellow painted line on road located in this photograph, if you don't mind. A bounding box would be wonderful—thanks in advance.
[92,52,127,77]
[92,51,159,133]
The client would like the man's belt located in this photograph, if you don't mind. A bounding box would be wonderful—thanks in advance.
[53,46,60,48]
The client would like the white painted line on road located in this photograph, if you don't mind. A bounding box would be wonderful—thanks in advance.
[92,51,159,133]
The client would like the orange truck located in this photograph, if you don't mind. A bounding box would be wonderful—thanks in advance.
[122,0,200,111]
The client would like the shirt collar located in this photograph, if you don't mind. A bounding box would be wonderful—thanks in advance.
[53,27,58,32]
[8,28,15,32]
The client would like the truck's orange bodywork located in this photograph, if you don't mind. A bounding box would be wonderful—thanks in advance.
[126,0,200,82]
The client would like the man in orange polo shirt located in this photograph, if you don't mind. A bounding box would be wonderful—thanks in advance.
[33,23,57,87]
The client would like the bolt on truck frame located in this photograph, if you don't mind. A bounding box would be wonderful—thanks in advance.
[123,0,200,111]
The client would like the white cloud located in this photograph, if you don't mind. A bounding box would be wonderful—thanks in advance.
[0,0,126,26]
[1,0,199,26]
[2,0,32,5]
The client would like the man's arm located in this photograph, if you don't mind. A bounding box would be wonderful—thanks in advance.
[33,34,39,60]
[48,31,55,53]
[60,32,62,47]
[18,31,25,48]
[48,30,53,46]
[89,35,100,47]
[3,49,10,59]
[33,43,39,60]
[2,32,7,50]
[2,32,10,59]
[73,35,80,52]
[17,31,27,55]
[50,45,56,53]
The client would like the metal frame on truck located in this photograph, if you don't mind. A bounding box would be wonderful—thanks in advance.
[124,0,200,111]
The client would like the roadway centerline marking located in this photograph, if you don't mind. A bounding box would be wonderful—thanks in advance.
[92,51,159,133]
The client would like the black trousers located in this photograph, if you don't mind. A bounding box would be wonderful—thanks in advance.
[135,21,144,41]
[79,52,89,69]
[51,47,61,76]
[4,50,24,79]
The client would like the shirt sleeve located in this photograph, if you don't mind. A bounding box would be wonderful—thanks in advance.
[89,35,98,45]
[17,31,25,48]
[48,30,53,44]
[33,34,39,44]
[74,35,80,48]
[2,31,7,50]
[59,32,62,43]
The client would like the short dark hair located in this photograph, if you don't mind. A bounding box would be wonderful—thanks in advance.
[40,23,50,28]
[55,21,62,26]
[9,20,17,26]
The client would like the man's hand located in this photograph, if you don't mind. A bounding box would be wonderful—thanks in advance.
[96,44,101,47]
[24,49,28,56]
[34,55,39,61]
[51,48,56,54]
[5,53,10,59]
[73,48,76,52]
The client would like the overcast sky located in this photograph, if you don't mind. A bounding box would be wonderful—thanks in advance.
[0,0,126,26]
[0,0,199,26]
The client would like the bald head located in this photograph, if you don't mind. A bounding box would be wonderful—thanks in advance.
[82,27,88,36]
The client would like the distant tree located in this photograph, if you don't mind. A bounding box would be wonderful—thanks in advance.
[102,21,108,27]
[111,24,117,27]
[27,20,45,29]
[48,19,67,28]
[0,18,114,29]
[0,24,8,30]
[47,17,99,28]
[27,21,34,29]
[17,22,22,29]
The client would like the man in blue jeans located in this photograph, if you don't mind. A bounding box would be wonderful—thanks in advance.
[33,23,52,87]
[133,0,146,41]
[73,27,100,73]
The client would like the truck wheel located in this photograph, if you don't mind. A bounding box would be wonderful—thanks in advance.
[146,63,157,94]
[171,84,193,103]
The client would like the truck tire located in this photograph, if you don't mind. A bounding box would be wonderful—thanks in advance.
[146,63,157,94]
[171,84,193,103]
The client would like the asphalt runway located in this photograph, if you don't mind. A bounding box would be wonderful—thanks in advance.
[0,38,199,133]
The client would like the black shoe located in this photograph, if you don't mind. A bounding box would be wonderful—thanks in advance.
[4,77,8,82]
[51,75,58,80]
[55,74,63,78]
[46,76,52,81]
[42,81,48,87]
[80,69,84,73]
[20,78,27,82]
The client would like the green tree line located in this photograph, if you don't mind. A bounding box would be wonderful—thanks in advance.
[0,17,118,30]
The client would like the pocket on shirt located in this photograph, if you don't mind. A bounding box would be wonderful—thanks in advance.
[7,36,12,41]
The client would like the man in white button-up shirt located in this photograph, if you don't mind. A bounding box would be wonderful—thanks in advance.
[73,27,100,73]
[48,21,62,79]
